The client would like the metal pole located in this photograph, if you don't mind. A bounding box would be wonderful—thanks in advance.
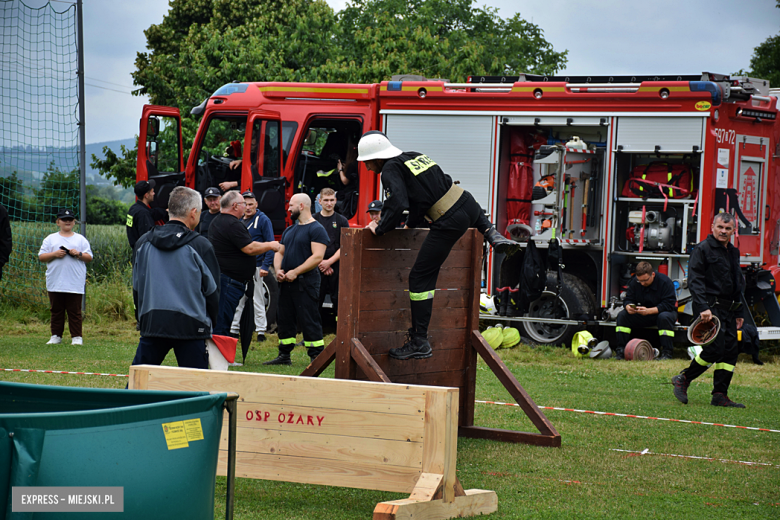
[76,0,86,311]
[225,393,238,520]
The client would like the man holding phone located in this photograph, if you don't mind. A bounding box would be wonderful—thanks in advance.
[615,261,678,360]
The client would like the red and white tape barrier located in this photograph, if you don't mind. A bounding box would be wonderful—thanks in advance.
[1,368,128,378]
[475,399,780,434]
[610,448,779,468]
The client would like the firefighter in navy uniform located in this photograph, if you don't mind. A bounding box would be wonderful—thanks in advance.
[358,131,519,360]
[614,261,678,360]
[672,213,747,408]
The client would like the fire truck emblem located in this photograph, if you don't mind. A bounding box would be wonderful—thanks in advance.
[740,166,758,222]
[695,101,712,111]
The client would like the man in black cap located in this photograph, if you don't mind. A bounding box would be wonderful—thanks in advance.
[198,187,221,239]
[127,179,160,250]
[367,200,383,224]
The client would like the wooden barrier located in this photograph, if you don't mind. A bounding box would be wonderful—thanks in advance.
[302,228,561,447]
[129,365,497,519]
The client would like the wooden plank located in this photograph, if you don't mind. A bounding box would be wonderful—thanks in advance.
[458,426,561,447]
[441,390,458,503]
[218,427,423,468]
[133,365,436,416]
[230,402,425,441]
[373,489,498,520]
[462,230,482,428]
[421,391,446,476]
[362,228,474,251]
[358,330,469,356]
[375,348,468,379]
[408,473,444,502]
[217,451,422,493]
[359,307,468,334]
[360,268,472,291]
[337,228,363,380]
[471,330,561,440]
[362,249,473,270]
[359,289,469,312]
[391,371,466,390]
[351,338,392,383]
[300,338,337,377]
[130,366,148,390]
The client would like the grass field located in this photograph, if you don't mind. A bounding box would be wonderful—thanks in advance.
[1,307,778,519]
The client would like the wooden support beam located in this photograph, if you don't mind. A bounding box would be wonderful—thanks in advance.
[300,338,337,377]
[459,426,561,447]
[408,473,443,502]
[373,489,498,520]
[470,330,561,446]
[351,338,391,383]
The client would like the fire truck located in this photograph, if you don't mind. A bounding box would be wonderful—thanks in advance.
[136,72,780,346]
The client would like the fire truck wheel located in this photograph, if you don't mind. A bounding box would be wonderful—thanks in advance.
[522,273,597,347]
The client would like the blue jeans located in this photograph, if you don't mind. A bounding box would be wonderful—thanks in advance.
[214,273,246,336]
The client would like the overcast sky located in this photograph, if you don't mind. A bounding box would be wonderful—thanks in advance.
[17,0,780,144]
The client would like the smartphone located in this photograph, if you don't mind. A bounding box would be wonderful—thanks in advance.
[625,304,637,311]
[59,246,71,256]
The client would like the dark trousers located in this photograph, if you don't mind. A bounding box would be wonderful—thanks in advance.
[214,273,246,336]
[683,307,739,395]
[48,291,82,337]
[409,192,491,336]
[131,337,209,369]
[615,310,677,354]
[278,275,324,357]
[318,267,339,315]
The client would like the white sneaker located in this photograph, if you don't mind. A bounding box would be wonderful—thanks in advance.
[46,335,62,345]
[71,337,83,346]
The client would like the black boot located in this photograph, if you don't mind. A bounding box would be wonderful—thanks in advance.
[671,373,689,404]
[484,225,520,256]
[656,350,674,361]
[389,332,433,360]
[307,346,324,363]
[263,345,293,365]
[614,348,625,360]
[711,392,745,408]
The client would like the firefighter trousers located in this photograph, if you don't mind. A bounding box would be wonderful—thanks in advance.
[682,307,739,395]
[615,310,677,354]
[409,192,491,337]
[277,274,324,358]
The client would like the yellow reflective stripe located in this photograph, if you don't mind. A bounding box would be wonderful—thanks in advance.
[404,155,437,176]
[737,330,742,341]
[305,340,325,348]
[694,354,709,366]
[615,326,631,333]
[409,290,435,301]
[126,214,133,227]
[279,337,297,345]
[713,362,735,372]
[658,330,675,336]
[317,169,335,178]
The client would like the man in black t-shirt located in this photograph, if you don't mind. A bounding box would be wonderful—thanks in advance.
[263,193,329,366]
[313,188,350,322]
[208,191,280,337]
[197,187,221,239]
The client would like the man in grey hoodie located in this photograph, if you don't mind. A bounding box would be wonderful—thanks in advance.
[130,186,221,369]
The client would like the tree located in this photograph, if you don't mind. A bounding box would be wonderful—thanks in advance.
[738,1,780,87]
[86,186,129,225]
[90,139,138,189]
[38,162,79,221]
[0,172,28,220]
[94,0,567,186]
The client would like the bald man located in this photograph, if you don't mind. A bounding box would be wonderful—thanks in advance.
[263,194,329,365]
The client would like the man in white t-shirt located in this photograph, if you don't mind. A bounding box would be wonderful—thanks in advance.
[38,209,93,345]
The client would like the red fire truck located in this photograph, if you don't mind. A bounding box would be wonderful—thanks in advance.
[136,72,780,346]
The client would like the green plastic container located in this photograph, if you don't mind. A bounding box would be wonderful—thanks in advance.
[0,381,225,519]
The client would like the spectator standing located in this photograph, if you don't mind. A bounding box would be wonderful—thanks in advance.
[130,187,220,368]
[230,190,275,342]
[366,199,383,224]
[37,209,92,345]
[313,188,349,321]
[198,187,221,239]
[208,191,280,336]
[126,179,162,250]
[0,202,11,281]
[671,213,747,408]
[614,261,678,360]
[263,194,328,365]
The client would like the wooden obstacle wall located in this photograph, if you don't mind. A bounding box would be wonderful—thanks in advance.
[303,228,560,446]
[129,365,497,519]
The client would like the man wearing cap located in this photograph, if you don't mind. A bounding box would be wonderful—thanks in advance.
[229,190,275,342]
[671,213,746,408]
[127,179,162,250]
[614,261,677,361]
[208,191,280,337]
[367,200,382,224]
[357,131,520,360]
[313,188,350,323]
[198,187,221,240]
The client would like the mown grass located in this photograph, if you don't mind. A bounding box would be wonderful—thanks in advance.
[0,305,778,519]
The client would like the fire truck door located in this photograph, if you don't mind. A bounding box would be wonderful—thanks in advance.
[137,105,183,181]
[731,135,770,262]
[244,110,283,189]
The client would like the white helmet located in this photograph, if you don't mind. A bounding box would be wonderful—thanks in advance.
[357,131,403,161]
[588,340,612,359]
[479,294,497,315]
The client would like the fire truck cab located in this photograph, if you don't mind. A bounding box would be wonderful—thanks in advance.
[137,72,780,347]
